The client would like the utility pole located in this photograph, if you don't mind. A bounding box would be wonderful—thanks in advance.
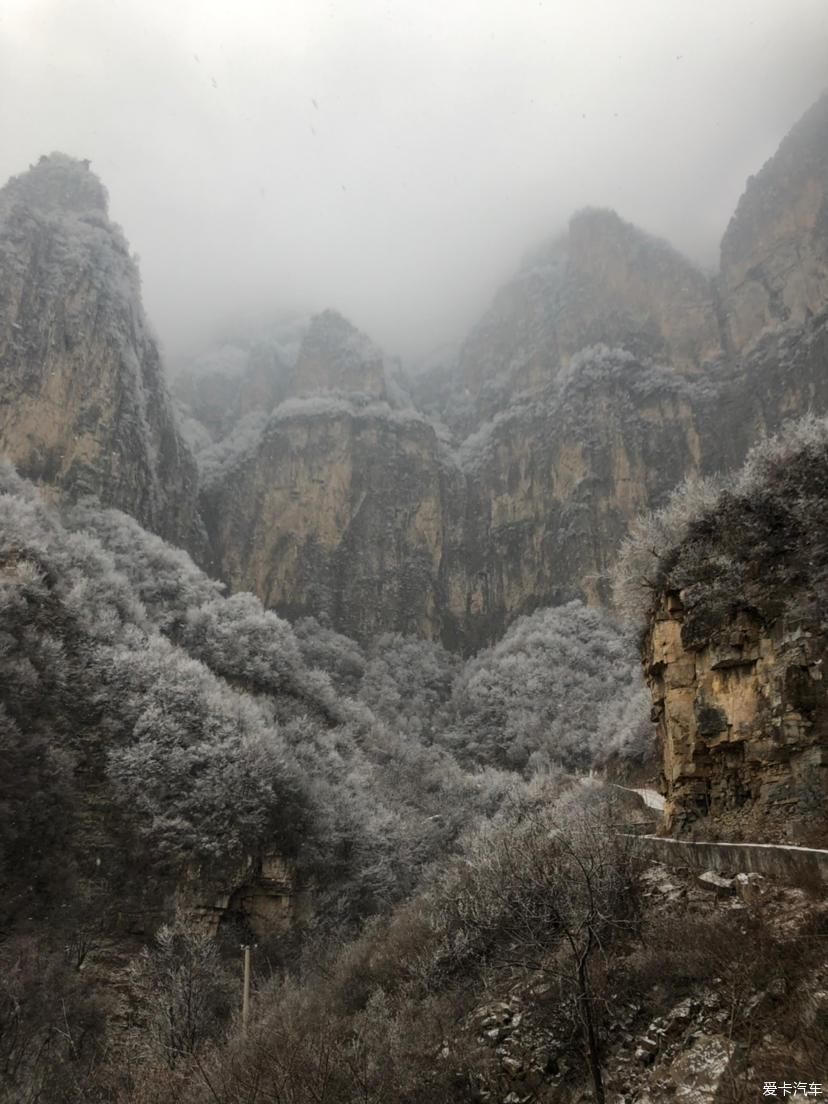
[241,943,251,1034]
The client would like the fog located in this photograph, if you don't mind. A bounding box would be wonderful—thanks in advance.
[2,0,827,363]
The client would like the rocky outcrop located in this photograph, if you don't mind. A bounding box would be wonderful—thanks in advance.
[457,208,722,410]
[0,154,203,549]
[641,418,828,843]
[645,595,828,845]
[292,310,387,399]
[179,853,303,940]
[561,210,722,372]
[202,402,461,642]
[720,92,828,353]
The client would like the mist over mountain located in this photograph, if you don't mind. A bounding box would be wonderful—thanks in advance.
[2,8,828,1102]
[3,0,827,362]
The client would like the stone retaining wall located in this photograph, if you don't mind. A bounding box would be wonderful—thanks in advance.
[631,834,828,885]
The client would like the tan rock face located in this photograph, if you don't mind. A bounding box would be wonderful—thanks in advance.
[179,853,302,940]
[560,210,722,374]
[292,310,387,399]
[204,364,705,647]
[720,93,828,353]
[202,405,458,642]
[0,154,202,549]
[645,594,828,844]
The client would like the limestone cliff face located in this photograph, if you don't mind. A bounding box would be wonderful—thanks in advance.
[645,595,828,845]
[7,95,828,655]
[200,93,828,648]
[560,210,722,374]
[456,361,704,641]
[642,431,828,844]
[292,310,387,399]
[201,353,710,647]
[457,209,722,410]
[0,154,202,548]
[720,92,828,353]
[202,402,460,641]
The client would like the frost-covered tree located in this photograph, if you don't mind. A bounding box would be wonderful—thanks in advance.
[612,412,828,634]
[293,615,366,696]
[65,499,222,633]
[440,601,647,771]
[358,633,459,740]
[104,638,310,864]
[126,922,230,1068]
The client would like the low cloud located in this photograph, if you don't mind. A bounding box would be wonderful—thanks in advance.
[1,0,826,361]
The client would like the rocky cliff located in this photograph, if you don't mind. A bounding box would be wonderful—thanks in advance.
[720,92,828,354]
[0,154,203,549]
[646,599,828,844]
[642,428,828,845]
[291,309,387,399]
[4,96,828,652]
[456,207,722,411]
[197,93,828,647]
[201,397,461,642]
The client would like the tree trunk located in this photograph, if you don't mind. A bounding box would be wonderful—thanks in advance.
[577,949,605,1104]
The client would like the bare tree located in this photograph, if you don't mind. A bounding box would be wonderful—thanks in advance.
[430,781,641,1103]
[126,922,230,1070]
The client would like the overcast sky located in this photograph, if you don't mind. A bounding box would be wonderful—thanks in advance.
[1,0,827,363]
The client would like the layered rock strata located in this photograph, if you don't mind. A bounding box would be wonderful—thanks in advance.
[646,595,828,843]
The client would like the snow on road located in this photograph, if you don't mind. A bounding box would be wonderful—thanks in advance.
[611,784,666,812]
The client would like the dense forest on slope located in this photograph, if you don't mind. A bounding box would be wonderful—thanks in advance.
[0,451,648,926]
[0,456,651,1101]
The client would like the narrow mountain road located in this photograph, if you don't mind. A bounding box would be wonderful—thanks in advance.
[605,783,828,886]
[610,783,666,812]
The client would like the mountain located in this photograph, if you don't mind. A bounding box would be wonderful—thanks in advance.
[188,94,828,647]
[631,416,828,846]
[720,91,828,353]
[2,100,827,1104]
[0,154,203,550]
[3,99,828,652]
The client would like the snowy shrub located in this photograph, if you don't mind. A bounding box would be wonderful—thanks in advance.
[294,616,366,695]
[105,640,309,863]
[613,412,828,633]
[66,499,221,632]
[197,409,269,489]
[611,474,724,626]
